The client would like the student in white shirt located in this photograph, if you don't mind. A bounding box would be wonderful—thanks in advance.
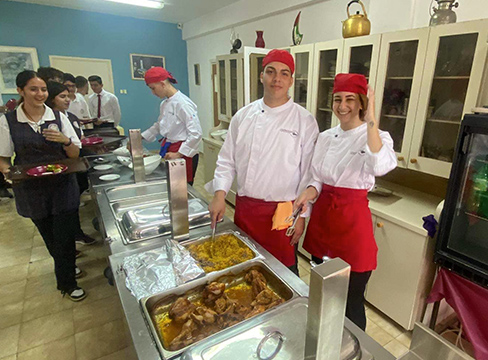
[75,76,89,96]
[294,73,397,330]
[206,49,319,275]
[141,67,202,185]
[63,73,91,121]
[88,75,121,128]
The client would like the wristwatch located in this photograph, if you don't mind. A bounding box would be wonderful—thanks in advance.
[64,138,72,147]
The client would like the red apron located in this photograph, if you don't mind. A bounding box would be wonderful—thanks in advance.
[303,184,377,272]
[234,195,297,267]
[166,141,195,183]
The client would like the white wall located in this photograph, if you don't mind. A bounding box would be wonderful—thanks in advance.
[184,0,488,144]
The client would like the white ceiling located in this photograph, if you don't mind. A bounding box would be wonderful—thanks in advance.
[6,0,240,24]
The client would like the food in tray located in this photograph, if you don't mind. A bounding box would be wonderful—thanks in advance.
[185,234,254,272]
[45,164,64,173]
[26,164,68,176]
[153,269,284,351]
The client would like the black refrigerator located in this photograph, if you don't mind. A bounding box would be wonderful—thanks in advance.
[435,112,488,288]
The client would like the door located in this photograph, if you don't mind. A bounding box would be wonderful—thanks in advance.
[290,44,314,111]
[409,20,488,178]
[375,28,429,169]
[311,39,344,132]
[49,55,115,95]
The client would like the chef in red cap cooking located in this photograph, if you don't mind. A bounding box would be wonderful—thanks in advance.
[294,73,397,330]
[141,67,202,184]
[206,49,319,275]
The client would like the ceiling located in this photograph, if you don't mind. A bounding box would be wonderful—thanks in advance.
[5,0,240,24]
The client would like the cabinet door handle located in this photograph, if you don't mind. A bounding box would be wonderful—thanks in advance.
[410,158,418,164]
[377,222,384,228]
[397,156,404,161]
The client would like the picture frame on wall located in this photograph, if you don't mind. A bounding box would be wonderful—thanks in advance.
[0,46,40,94]
[194,64,201,86]
[130,53,165,80]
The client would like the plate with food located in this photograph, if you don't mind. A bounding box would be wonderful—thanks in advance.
[26,164,68,177]
[81,137,103,146]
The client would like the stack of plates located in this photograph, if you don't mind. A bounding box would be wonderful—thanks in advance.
[210,130,227,140]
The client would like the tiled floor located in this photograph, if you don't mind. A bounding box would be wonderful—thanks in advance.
[0,160,410,359]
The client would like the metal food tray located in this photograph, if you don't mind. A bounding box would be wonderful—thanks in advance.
[118,198,211,243]
[180,230,261,273]
[140,259,298,360]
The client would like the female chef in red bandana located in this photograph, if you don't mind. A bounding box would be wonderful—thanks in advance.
[294,73,397,330]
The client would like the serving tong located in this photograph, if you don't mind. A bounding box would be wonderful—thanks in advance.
[285,206,302,237]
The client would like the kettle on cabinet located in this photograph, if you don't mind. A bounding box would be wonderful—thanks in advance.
[342,0,371,39]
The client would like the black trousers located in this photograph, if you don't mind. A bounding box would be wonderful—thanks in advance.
[312,255,371,330]
[0,173,7,189]
[32,211,79,292]
[188,153,200,186]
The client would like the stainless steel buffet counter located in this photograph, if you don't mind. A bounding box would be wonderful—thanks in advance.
[93,178,394,360]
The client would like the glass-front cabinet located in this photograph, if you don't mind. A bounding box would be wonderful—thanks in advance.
[342,34,381,89]
[410,20,488,178]
[290,44,314,111]
[310,40,343,132]
[217,59,227,121]
[244,47,269,105]
[375,28,429,168]
[216,54,244,122]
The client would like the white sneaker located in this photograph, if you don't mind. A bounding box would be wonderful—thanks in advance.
[75,266,84,278]
[63,287,87,302]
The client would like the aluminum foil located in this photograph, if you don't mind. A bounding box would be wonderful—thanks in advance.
[122,239,204,300]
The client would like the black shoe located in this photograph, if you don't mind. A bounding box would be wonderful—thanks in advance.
[75,250,82,259]
[62,287,87,302]
[75,234,97,246]
[0,188,13,198]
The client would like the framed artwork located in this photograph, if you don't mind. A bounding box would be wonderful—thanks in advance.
[194,64,201,86]
[130,53,165,80]
[0,46,40,94]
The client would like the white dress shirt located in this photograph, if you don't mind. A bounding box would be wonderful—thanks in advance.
[142,91,202,158]
[0,105,82,157]
[308,123,397,194]
[68,93,91,120]
[88,89,121,126]
[205,98,319,203]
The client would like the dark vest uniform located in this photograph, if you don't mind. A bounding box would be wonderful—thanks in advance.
[67,112,82,139]
[6,110,80,220]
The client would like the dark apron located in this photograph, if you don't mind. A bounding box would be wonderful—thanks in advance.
[6,109,80,220]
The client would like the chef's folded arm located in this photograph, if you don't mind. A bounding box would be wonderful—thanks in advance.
[364,132,397,177]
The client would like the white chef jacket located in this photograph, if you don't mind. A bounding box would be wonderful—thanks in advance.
[68,93,91,120]
[141,91,202,158]
[88,89,121,126]
[0,105,82,157]
[205,97,319,203]
[308,123,397,194]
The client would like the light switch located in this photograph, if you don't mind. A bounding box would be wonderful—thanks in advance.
[119,89,123,94]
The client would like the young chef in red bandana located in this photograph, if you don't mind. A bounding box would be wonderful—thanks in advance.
[294,73,397,330]
[206,49,319,275]
[141,67,202,185]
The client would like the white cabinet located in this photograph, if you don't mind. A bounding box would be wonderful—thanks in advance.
[290,44,315,111]
[408,20,488,178]
[216,54,244,122]
[375,28,430,169]
[366,216,436,330]
[203,139,220,184]
[310,39,344,132]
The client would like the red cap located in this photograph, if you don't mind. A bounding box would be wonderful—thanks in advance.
[262,49,295,75]
[333,73,368,95]
[144,67,177,85]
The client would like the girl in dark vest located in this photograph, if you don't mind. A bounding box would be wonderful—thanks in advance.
[46,81,96,247]
[0,70,87,301]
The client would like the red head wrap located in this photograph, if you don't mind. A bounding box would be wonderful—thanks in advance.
[333,73,368,95]
[144,67,177,85]
[262,49,295,75]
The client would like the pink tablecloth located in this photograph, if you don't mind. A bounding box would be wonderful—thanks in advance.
[427,268,488,360]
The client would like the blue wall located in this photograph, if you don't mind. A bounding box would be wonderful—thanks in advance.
[0,1,188,150]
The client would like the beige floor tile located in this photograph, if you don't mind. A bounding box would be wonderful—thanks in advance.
[75,258,109,283]
[32,234,45,247]
[18,309,74,352]
[22,290,73,322]
[96,345,138,360]
[73,278,118,306]
[17,336,76,360]
[73,295,123,333]
[75,319,129,360]
[27,258,54,278]
[384,338,409,358]
[0,355,17,360]
[396,331,413,348]
[0,324,20,358]
[0,301,23,329]
[0,249,31,269]
[29,246,51,263]
[24,273,57,299]
[0,280,27,306]
[367,306,405,338]
[0,264,29,286]
[297,255,311,270]
[298,264,310,277]
[300,273,310,286]
[365,320,394,346]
